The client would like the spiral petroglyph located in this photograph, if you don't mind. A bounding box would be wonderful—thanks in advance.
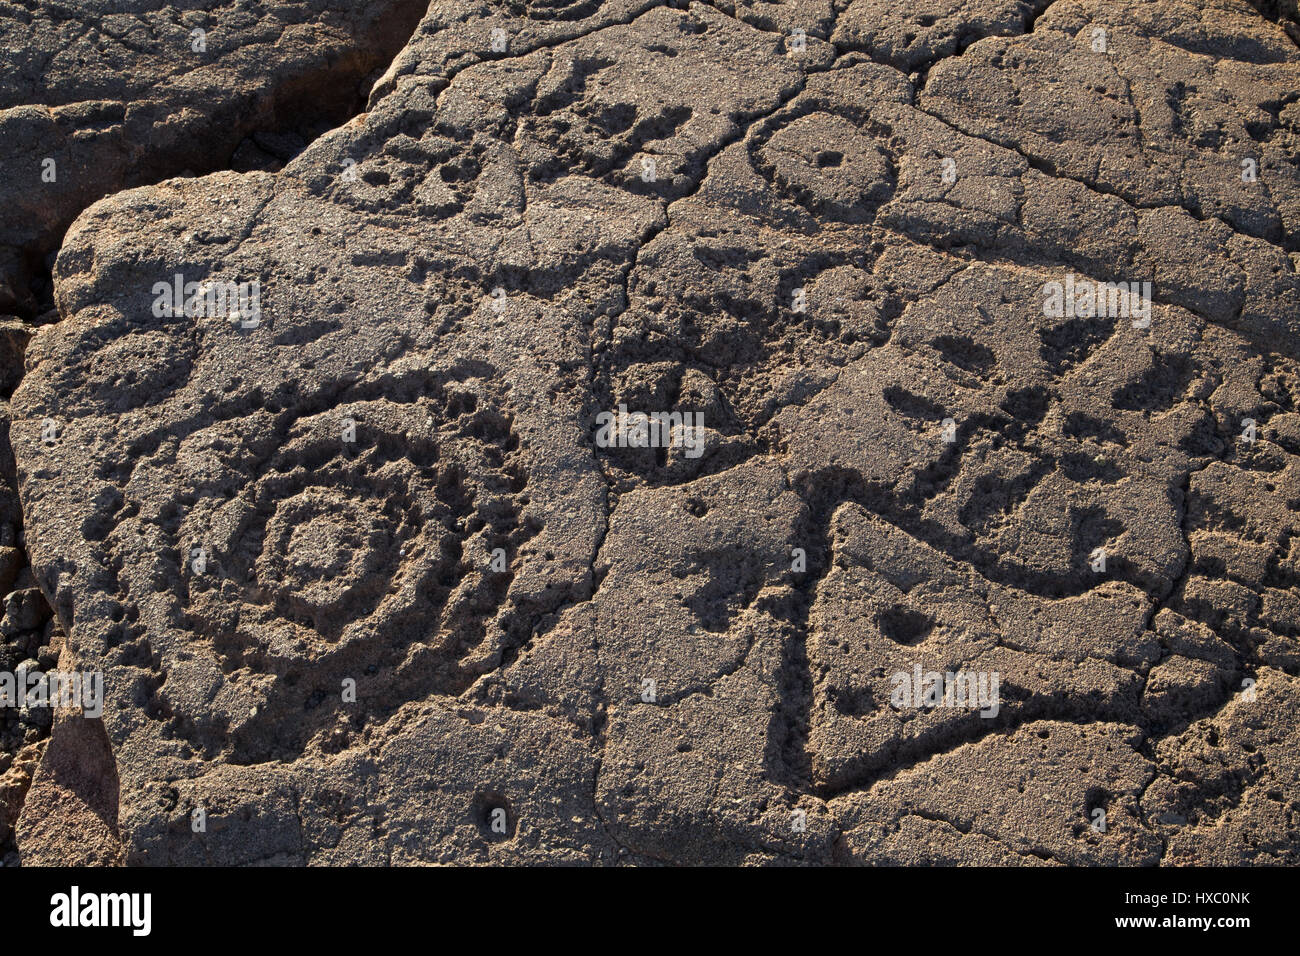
[1,0,1299,872]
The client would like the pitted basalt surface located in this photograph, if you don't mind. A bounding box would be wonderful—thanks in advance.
[0,0,430,316]
[4,0,1299,865]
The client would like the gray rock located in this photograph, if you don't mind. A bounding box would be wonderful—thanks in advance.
[0,587,50,636]
[0,0,429,314]
[6,0,1300,865]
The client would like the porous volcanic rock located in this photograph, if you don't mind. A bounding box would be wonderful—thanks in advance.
[0,0,430,863]
[0,0,429,315]
[5,0,1300,864]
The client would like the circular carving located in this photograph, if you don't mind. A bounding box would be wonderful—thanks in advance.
[754,112,895,223]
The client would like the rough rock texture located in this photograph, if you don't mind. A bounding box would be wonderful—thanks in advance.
[0,0,429,863]
[3,0,1299,864]
[0,0,429,316]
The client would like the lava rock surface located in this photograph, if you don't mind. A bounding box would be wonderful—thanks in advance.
[2,0,1299,865]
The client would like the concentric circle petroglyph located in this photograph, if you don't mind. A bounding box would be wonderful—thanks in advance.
[3,0,1300,866]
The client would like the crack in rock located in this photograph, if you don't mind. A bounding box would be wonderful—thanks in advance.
[4,0,1300,865]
